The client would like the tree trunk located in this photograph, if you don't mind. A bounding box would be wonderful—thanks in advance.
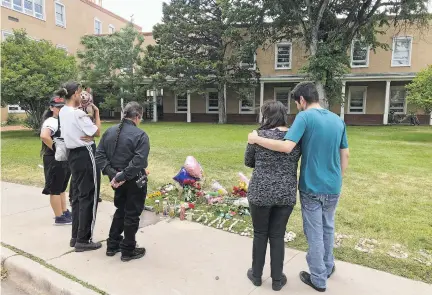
[218,86,227,124]
[315,81,328,109]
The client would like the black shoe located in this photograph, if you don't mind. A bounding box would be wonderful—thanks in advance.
[247,268,262,286]
[299,271,326,292]
[121,247,146,262]
[272,274,287,291]
[75,241,102,252]
[327,265,335,279]
[98,197,102,202]
[70,238,76,248]
[106,248,121,257]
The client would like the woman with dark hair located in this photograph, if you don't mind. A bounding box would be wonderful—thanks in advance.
[96,101,150,262]
[57,81,102,252]
[40,96,72,225]
[244,100,301,291]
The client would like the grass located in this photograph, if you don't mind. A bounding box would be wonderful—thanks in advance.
[1,123,432,283]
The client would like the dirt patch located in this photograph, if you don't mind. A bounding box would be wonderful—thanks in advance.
[0,126,30,132]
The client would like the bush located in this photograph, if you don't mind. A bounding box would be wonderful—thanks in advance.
[5,114,21,126]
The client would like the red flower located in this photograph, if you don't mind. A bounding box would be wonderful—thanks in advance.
[188,203,195,209]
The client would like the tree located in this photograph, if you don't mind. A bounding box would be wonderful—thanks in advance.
[78,23,147,110]
[236,0,430,107]
[406,65,432,114]
[1,29,77,132]
[142,0,260,124]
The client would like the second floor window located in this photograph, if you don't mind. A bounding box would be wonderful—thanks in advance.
[55,2,65,27]
[275,42,292,69]
[351,40,369,68]
[94,18,102,34]
[391,37,412,67]
[2,0,44,19]
[240,51,256,70]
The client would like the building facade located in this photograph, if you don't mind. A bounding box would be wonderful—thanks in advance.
[152,24,432,125]
[1,0,142,122]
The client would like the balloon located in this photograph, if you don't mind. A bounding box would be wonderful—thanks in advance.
[173,167,197,186]
[184,156,203,178]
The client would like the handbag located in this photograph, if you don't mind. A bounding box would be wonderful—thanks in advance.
[54,116,69,162]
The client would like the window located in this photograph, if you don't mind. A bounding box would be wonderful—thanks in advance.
[274,87,291,113]
[240,51,256,70]
[2,0,45,19]
[8,104,25,114]
[94,18,102,34]
[175,93,188,113]
[55,2,65,27]
[1,30,13,41]
[351,40,369,67]
[109,24,115,34]
[239,89,255,114]
[275,42,292,69]
[391,37,412,67]
[206,89,219,113]
[348,86,367,114]
[389,86,407,114]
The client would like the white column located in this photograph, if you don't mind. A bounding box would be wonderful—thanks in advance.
[152,89,158,123]
[430,112,432,126]
[120,98,124,119]
[340,81,346,121]
[187,90,191,123]
[383,80,391,125]
[259,81,264,122]
[224,83,227,116]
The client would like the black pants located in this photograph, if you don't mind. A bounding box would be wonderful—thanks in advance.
[68,145,101,244]
[250,203,294,281]
[107,180,147,254]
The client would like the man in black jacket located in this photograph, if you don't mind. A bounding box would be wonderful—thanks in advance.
[95,102,150,262]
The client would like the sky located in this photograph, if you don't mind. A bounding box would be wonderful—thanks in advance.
[102,0,168,32]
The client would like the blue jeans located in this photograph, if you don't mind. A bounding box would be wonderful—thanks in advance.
[300,191,339,289]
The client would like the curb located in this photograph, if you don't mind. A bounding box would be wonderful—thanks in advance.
[1,246,102,295]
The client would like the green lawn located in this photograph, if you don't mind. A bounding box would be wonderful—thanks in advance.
[1,123,431,283]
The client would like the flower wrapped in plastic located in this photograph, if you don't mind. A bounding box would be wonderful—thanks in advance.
[184,156,203,179]
[211,180,228,195]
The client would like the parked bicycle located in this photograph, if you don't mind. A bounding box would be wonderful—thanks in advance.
[388,110,420,125]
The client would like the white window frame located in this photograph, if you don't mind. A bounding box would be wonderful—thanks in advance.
[175,93,188,113]
[54,1,66,28]
[2,0,45,20]
[1,30,13,41]
[274,42,293,70]
[273,87,291,113]
[391,36,413,67]
[240,52,257,71]
[94,18,102,35]
[7,104,25,114]
[239,89,256,114]
[348,86,367,114]
[206,88,219,114]
[389,86,407,114]
[350,39,370,68]
[109,24,115,34]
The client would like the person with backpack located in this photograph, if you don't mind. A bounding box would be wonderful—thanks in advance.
[40,96,72,225]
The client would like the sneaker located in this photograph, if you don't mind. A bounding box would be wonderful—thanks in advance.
[247,268,262,286]
[327,265,336,279]
[54,216,72,225]
[75,241,102,252]
[63,210,72,219]
[272,274,287,291]
[70,238,77,248]
[121,247,146,262]
[98,197,102,203]
[106,248,121,257]
[299,271,326,292]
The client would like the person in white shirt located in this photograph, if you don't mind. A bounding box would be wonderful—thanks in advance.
[40,96,72,226]
[57,81,102,252]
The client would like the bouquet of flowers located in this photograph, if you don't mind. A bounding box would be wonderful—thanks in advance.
[182,179,204,203]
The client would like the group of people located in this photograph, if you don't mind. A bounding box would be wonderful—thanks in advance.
[245,81,349,292]
[40,81,150,262]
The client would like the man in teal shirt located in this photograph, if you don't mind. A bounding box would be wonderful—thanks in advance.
[248,82,349,292]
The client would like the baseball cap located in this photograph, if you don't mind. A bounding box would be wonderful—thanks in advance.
[50,96,65,107]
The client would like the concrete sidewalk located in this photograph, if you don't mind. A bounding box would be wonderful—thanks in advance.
[1,182,431,295]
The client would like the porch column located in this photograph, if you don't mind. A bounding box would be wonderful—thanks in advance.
[430,112,432,126]
[383,80,391,125]
[187,90,191,123]
[224,83,227,119]
[152,89,158,123]
[340,81,346,121]
[259,81,264,122]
